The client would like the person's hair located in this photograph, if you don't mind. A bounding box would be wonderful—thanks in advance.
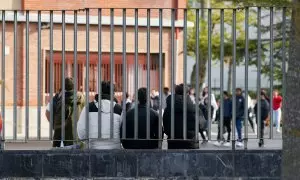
[223,91,229,97]
[138,87,147,105]
[236,88,242,92]
[261,91,267,98]
[175,84,184,95]
[273,89,279,93]
[163,87,169,93]
[126,92,129,99]
[189,87,195,95]
[101,81,112,95]
[65,77,74,91]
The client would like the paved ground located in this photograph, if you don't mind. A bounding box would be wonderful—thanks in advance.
[4,123,282,150]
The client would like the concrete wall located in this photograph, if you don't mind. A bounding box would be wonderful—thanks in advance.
[0,150,281,179]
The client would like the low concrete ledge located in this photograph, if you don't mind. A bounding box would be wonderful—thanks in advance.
[0,150,281,179]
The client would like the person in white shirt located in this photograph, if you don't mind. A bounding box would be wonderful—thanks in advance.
[77,81,122,149]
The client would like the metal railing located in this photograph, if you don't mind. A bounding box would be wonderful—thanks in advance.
[0,7,290,150]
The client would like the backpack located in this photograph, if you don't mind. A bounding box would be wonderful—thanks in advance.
[52,91,74,130]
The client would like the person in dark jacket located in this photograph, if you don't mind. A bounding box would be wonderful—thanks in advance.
[121,92,132,112]
[198,99,214,144]
[214,91,232,147]
[120,87,161,149]
[235,88,245,147]
[163,84,199,149]
[254,91,270,147]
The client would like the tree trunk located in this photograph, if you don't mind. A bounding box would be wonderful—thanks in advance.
[282,1,300,179]
[190,55,207,91]
[227,57,233,93]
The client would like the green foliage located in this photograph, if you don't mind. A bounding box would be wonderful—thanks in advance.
[188,0,292,88]
[187,0,258,88]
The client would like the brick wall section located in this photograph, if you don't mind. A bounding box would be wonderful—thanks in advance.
[0,22,24,106]
[23,0,186,19]
[0,22,183,106]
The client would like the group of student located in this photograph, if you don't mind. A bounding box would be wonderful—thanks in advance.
[45,77,282,149]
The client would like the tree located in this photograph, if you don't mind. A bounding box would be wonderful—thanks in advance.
[188,0,258,92]
[188,0,292,93]
[282,0,300,179]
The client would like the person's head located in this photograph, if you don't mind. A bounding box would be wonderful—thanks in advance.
[203,86,208,93]
[261,91,267,100]
[189,88,195,95]
[138,87,147,105]
[273,90,279,97]
[163,87,169,95]
[64,77,74,91]
[223,91,229,99]
[126,92,129,99]
[235,88,242,96]
[175,84,184,95]
[151,89,156,96]
[101,81,112,95]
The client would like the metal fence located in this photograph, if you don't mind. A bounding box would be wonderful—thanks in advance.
[0,7,290,150]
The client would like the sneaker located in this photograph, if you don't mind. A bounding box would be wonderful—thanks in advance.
[223,142,231,147]
[214,141,222,147]
[276,129,281,133]
[258,139,264,147]
[201,140,208,145]
[236,141,244,147]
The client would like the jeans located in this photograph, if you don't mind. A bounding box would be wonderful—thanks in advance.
[236,118,242,141]
[272,108,281,130]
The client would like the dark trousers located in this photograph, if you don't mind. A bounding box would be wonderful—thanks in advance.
[217,117,231,142]
[257,119,265,141]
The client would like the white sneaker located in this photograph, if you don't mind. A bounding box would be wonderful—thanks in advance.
[214,141,222,147]
[223,142,231,147]
[276,129,281,133]
[236,142,244,147]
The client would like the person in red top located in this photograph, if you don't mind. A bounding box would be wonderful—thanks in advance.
[272,90,282,133]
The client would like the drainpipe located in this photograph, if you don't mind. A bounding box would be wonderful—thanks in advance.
[174,0,179,84]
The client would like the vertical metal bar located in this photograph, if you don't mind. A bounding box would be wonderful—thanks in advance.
[146,9,151,139]
[134,8,138,140]
[61,10,66,145]
[85,9,90,145]
[207,8,212,140]
[232,9,237,150]
[195,9,200,141]
[13,10,17,141]
[281,7,286,131]
[158,9,163,140]
[257,7,262,141]
[122,9,127,139]
[110,8,115,139]
[98,9,102,139]
[170,9,175,140]
[220,9,224,141]
[37,11,42,140]
[244,7,249,149]
[1,11,6,148]
[183,9,187,140]
[73,10,78,141]
[25,11,30,142]
[49,11,54,140]
[269,7,274,139]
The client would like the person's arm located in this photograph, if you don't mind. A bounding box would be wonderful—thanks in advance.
[45,103,50,122]
[211,94,218,120]
[77,107,87,140]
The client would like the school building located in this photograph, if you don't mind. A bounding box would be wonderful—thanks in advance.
[0,0,189,106]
